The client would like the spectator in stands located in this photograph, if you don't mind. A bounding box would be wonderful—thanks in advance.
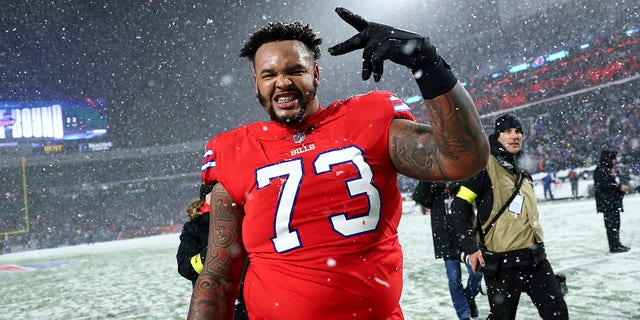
[177,184,213,287]
[450,113,568,319]
[413,181,482,320]
[189,8,489,319]
[593,150,630,253]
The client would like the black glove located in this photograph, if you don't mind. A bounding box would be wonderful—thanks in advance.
[328,7,457,98]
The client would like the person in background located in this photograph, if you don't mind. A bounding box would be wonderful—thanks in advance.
[568,168,579,199]
[593,150,630,253]
[542,170,556,200]
[450,113,568,319]
[188,6,489,319]
[177,184,213,287]
[413,181,482,320]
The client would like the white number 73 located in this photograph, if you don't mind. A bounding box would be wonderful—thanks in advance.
[256,146,382,253]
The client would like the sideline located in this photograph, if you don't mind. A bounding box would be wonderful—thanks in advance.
[69,299,189,320]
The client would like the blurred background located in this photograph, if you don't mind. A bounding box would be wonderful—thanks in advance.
[0,0,638,251]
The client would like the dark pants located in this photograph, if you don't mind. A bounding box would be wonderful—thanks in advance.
[570,182,578,198]
[603,209,622,251]
[485,259,568,320]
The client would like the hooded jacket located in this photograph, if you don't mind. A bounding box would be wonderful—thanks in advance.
[593,150,625,213]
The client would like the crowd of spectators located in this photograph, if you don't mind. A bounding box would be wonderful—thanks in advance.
[2,175,198,253]
[465,30,639,115]
[521,80,640,173]
[448,0,636,86]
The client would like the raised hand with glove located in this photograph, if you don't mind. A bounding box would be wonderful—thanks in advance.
[328,7,457,99]
[327,7,487,182]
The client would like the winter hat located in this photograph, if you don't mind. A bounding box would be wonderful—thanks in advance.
[494,113,522,133]
[199,184,214,200]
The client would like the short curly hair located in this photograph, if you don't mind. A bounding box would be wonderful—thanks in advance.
[185,199,205,220]
[239,21,322,63]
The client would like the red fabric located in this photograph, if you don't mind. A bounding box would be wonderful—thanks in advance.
[199,202,210,215]
[201,91,412,319]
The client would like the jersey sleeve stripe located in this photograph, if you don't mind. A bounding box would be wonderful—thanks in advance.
[201,148,216,172]
[201,160,216,172]
[389,95,412,114]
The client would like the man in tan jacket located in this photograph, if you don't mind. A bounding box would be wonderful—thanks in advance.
[450,113,568,319]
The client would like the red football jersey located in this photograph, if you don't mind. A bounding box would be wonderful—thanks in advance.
[201,91,414,320]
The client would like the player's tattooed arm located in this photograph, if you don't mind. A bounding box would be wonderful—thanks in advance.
[389,83,489,181]
[188,183,245,320]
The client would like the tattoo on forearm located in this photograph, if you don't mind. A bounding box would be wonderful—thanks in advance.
[188,186,242,319]
[205,188,240,282]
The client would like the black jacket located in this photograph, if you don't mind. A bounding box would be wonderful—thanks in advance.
[593,150,625,213]
[413,181,459,260]
[176,213,210,286]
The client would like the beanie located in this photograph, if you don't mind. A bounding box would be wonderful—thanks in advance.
[494,113,522,133]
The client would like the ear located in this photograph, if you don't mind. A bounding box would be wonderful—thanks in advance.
[313,63,320,87]
[253,73,259,96]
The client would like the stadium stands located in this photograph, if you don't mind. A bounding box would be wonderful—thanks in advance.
[2,1,638,253]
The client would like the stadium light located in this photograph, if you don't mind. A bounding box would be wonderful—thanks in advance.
[508,62,530,74]
[546,50,569,62]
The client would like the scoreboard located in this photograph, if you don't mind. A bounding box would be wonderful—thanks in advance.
[0,98,110,154]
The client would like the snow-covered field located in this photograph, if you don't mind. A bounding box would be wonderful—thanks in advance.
[1,194,639,319]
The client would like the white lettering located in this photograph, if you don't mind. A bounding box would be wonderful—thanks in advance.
[21,108,32,138]
[41,106,53,137]
[88,141,113,151]
[51,105,64,138]
[290,143,316,156]
[11,109,21,138]
[31,107,42,138]
[10,105,64,139]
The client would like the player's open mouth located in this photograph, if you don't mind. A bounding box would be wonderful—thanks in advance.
[274,94,298,109]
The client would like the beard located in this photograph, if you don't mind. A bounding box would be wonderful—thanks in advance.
[257,84,318,127]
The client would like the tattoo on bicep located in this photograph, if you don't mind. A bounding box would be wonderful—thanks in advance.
[393,87,484,179]
[392,121,441,177]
